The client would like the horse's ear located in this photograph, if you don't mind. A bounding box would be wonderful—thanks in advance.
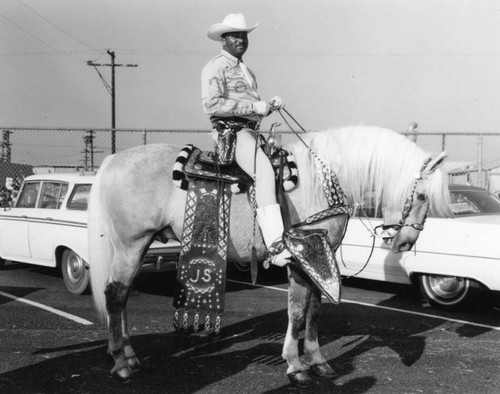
[422,151,448,177]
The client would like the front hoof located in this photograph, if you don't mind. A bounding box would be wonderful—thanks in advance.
[287,370,314,388]
[127,356,142,371]
[310,362,336,379]
[111,365,134,380]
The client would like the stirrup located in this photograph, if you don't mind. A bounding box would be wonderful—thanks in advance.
[267,240,291,267]
[268,239,286,257]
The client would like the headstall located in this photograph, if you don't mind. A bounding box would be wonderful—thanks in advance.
[372,157,432,239]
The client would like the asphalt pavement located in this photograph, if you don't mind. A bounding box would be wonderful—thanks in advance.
[0,261,499,393]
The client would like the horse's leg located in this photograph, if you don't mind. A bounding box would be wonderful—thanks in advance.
[282,265,314,387]
[105,247,145,379]
[122,307,141,371]
[105,280,133,379]
[303,284,336,378]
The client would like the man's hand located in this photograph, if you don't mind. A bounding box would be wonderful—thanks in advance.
[268,96,284,110]
[253,101,271,116]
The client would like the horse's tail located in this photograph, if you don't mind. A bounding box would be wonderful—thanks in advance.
[88,154,115,322]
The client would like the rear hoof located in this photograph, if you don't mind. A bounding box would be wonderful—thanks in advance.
[112,365,134,380]
[287,369,314,388]
[310,362,336,379]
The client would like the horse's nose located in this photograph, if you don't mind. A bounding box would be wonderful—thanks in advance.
[392,241,411,253]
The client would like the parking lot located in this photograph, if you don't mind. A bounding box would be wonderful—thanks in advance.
[0,261,499,393]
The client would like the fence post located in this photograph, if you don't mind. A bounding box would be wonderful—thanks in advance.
[478,133,483,188]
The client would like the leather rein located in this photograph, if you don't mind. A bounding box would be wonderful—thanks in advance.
[277,108,352,229]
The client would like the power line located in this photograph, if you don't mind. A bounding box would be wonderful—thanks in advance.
[0,10,84,63]
[16,0,100,51]
[0,49,101,57]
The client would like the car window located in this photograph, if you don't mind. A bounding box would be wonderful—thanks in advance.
[16,182,40,208]
[67,184,92,211]
[450,190,500,215]
[38,182,68,209]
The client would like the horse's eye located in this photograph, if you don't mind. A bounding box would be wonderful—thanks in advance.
[417,193,426,201]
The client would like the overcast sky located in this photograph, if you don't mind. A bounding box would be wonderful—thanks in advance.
[2,0,500,137]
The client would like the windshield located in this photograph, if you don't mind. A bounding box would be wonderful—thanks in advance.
[449,189,500,216]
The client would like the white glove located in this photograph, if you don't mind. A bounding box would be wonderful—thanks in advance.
[268,96,284,110]
[253,101,271,116]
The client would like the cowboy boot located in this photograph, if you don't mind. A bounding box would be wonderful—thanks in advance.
[256,204,292,267]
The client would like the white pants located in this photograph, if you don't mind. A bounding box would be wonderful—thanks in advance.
[233,128,277,208]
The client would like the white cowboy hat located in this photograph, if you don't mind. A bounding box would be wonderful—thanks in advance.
[207,13,258,41]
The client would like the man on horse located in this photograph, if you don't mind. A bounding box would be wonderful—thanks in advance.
[202,13,291,267]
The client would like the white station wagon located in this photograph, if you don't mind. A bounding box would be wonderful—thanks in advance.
[0,173,180,294]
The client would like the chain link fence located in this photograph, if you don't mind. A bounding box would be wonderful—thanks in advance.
[1,127,500,199]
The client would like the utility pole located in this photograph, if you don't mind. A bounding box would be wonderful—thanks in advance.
[1,130,11,163]
[87,50,138,153]
[407,122,418,143]
[82,130,102,171]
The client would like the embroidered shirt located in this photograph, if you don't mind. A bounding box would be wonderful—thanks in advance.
[201,50,262,122]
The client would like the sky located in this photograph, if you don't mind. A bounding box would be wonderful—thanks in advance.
[2,0,500,166]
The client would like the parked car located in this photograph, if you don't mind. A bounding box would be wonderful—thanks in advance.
[0,173,180,295]
[340,184,500,310]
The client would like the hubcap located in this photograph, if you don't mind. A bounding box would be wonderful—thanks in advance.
[66,252,84,283]
[422,274,470,306]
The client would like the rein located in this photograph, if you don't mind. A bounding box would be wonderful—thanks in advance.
[277,108,352,228]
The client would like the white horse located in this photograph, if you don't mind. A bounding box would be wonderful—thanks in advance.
[88,126,449,386]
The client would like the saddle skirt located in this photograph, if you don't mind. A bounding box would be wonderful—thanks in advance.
[185,148,253,185]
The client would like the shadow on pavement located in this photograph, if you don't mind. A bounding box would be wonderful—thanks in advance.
[1,295,480,394]
[1,273,495,393]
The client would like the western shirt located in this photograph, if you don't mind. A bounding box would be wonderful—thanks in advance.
[201,50,262,122]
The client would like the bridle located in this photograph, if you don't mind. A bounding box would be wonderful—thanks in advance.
[372,157,432,240]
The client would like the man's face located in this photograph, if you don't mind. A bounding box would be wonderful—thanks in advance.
[222,31,248,59]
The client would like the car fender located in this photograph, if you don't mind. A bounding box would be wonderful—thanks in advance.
[403,253,500,291]
[53,225,89,265]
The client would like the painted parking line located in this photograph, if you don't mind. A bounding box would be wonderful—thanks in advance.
[228,279,500,332]
[0,290,93,326]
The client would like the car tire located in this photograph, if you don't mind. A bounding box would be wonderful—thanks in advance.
[61,249,90,295]
[417,274,484,310]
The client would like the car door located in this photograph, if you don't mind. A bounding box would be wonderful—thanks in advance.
[338,195,409,284]
[28,181,69,262]
[0,181,40,260]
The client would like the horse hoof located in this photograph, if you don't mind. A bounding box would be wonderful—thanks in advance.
[310,362,336,379]
[112,365,133,380]
[287,370,314,388]
[127,356,141,371]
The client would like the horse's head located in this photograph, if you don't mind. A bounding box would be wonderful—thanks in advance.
[386,152,449,253]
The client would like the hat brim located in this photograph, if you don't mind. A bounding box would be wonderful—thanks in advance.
[207,22,258,41]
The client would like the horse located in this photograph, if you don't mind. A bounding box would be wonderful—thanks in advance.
[87,125,450,385]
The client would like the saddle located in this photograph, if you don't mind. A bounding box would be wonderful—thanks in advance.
[184,148,253,192]
[173,143,298,193]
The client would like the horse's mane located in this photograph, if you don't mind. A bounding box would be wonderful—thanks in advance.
[287,126,450,223]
